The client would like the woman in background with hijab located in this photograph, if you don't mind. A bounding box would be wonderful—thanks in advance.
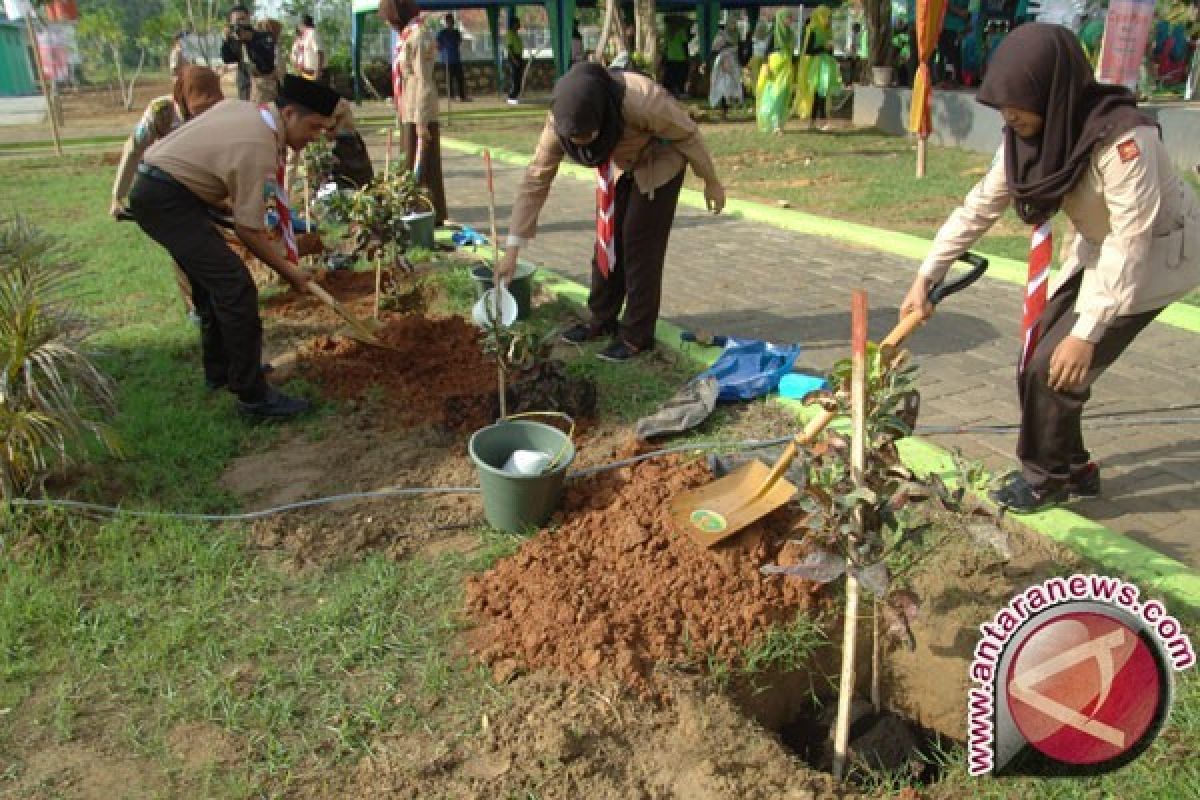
[110,65,224,319]
[899,24,1200,513]
[708,24,743,119]
[496,63,726,362]
[756,10,795,134]
[380,0,448,224]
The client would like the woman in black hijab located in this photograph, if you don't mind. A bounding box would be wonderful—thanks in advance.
[498,62,726,362]
[900,23,1200,512]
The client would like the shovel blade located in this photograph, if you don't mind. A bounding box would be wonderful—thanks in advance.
[670,460,799,548]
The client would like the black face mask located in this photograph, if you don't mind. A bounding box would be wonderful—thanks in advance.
[552,63,627,168]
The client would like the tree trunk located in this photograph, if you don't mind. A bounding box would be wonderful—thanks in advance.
[595,0,620,63]
[634,0,658,69]
[111,42,126,109]
[124,48,146,111]
[865,0,893,68]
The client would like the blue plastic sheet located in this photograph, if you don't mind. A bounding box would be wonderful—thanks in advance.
[696,337,802,402]
[452,226,489,247]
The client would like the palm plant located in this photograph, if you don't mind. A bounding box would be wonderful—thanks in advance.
[0,217,120,499]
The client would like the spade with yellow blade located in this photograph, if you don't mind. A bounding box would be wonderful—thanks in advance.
[671,253,988,548]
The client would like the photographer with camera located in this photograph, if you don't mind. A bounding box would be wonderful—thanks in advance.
[221,4,278,101]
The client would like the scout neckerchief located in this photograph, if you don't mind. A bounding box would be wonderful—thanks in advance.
[1020,221,1052,374]
[595,162,616,278]
[258,105,298,264]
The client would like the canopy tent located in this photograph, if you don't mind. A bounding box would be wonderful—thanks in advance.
[350,0,841,102]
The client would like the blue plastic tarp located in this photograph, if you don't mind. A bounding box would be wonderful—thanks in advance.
[696,337,802,403]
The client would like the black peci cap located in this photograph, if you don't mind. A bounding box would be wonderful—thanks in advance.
[278,74,340,117]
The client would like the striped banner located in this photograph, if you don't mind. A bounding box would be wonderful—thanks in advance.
[1020,221,1053,374]
[595,160,617,279]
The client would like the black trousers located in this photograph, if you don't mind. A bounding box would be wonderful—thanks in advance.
[129,172,268,403]
[448,62,468,100]
[401,121,448,226]
[1017,269,1161,489]
[664,60,689,95]
[587,168,685,350]
[938,29,962,83]
[507,57,525,99]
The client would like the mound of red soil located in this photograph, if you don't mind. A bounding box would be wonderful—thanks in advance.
[263,270,380,324]
[297,314,497,430]
[466,454,824,698]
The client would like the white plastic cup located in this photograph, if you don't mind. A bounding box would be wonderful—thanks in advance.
[501,449,553,476]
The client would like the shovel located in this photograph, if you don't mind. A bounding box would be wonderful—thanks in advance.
[307,282,391,348]
[671,253,989,548]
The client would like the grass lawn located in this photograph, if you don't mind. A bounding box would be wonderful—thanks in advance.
[1,153,1197,799]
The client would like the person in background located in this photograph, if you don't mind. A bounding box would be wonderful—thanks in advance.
[221,4,255,100]
[129,75,340,420]
[251,18,285,102]
[382,0,448,224]
[960,22,981,88]
[663,16,690,96]
[169,32,188,79]
[892,19,913,87]
[437,13,469,102]
[291,13,323,81]
[900,24,1200,512]
[708,24,743,119]
[939,0,970,85]
[755,9,795,134]
[795,6,841,130]
[571,22,585,66]
[328,97,374,189]
[110,66,224,320]
[497,63,726,363]
[505,16,526,105]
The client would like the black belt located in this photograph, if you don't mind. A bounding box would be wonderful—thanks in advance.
[137,163,185,188]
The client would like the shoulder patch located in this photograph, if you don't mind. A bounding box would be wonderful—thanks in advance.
[1117,138,1141,163]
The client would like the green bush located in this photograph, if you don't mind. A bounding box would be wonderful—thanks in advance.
[0,217,121,499]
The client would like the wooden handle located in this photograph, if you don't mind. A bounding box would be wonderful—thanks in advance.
[483,149,494,194]
[881,308,929,349]
[754,406,839,501]
[308,283,335,306]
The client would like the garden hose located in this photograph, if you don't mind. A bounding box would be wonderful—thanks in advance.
[7,414,1199,524]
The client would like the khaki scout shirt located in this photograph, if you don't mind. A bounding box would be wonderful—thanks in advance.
[506,72,720,245]
[113,96,182,203]
[922,126,1200,342]
[143,99,286,231]
[396,23,438,126]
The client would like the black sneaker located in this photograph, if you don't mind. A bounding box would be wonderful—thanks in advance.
[561,321,616,344]
[1068,462,1101,498]
[237,387,311,420]
[596,339,652,363]
[989,473,1068,514]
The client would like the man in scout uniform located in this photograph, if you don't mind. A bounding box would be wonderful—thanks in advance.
[128,75,339,420]
[291,14,323,81]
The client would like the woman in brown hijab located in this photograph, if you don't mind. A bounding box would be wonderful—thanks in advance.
[110,65,224,319]
[900,23,1200,512]
[380,0,448,224]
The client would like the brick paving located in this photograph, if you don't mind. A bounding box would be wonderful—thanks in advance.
[438,146,1200,569]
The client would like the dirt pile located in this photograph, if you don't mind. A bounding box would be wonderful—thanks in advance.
[296,314,497,429]
[466,455,825,697]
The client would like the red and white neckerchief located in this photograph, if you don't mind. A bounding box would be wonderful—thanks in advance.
[1020,221,1053,374]
[594,160,617,278]
[391,16,423,115]
[258,105,298,265]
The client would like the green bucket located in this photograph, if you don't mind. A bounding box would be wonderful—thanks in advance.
[468,418,575,534]
[471,262,536,320]
[402,211,436,250]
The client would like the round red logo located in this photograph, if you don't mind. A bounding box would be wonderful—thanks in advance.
[1005,611,1162,766]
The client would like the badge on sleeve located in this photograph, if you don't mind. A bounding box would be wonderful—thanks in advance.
[1117,138,1141,163]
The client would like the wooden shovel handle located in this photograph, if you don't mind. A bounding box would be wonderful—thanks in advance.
[307,282,336,307]
[483,149,494,195]
[881,308,929,349]
[756,406,840,498]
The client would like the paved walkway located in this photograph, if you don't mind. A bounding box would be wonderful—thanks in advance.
[438,147,1200,569]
